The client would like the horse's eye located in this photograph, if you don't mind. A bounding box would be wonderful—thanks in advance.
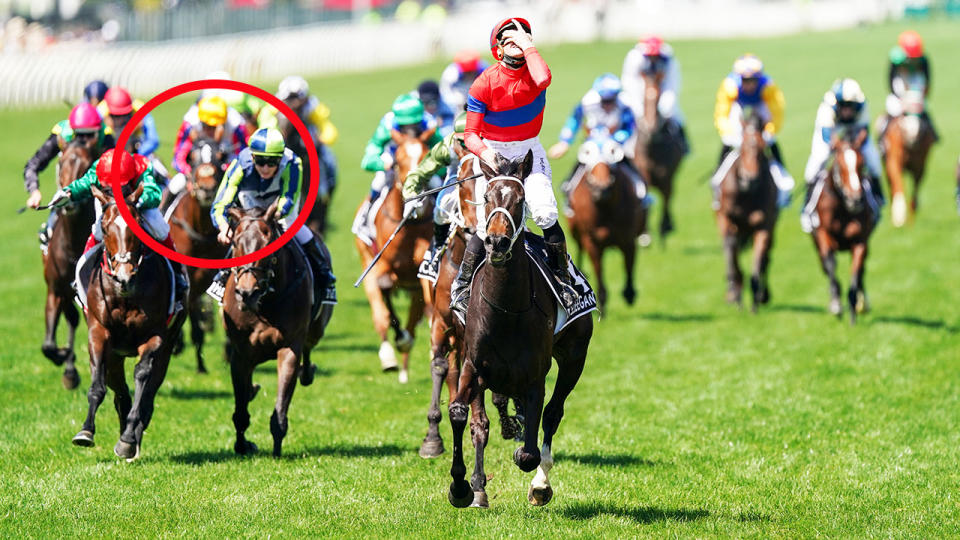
[271,257,277,265]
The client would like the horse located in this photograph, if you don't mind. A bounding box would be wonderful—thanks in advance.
[41,140,96,389]
[446,151,593,508]
[566,138,646,310]
[420,155,524,459]
[222,202,334,456]
[71,184,187,460]
[632,68,684,243]
[713,109,779,312]
[276,112,332,237]
[809,128,876,324]
[166,137,227,374]
[354,128,434,384]
[879,89,936,227]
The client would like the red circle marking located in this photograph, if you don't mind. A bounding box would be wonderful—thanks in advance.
[110,79,319,269]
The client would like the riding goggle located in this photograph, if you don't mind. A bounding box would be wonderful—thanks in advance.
[253,155,281,167]
[74,130,97,140]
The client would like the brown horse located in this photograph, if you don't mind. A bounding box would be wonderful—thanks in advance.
[222,203,334,456]
[71,184,187,460]
[166,138,227,373]
[809,129,876,324]
[277,112,332,237]
[633,70,684,242]
[354,129,434,383]
[714,110,779,312]
[567,140,646,309]
[41,141,96,389]
[879,96,936,227]
[447,151,593,509]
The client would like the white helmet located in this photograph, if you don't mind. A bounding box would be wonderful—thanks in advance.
[831,78,865,106]
[278,76,309,100]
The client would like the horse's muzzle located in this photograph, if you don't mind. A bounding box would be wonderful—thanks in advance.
[486,235,512,267]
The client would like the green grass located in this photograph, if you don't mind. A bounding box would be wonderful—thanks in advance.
[2,19,960,538]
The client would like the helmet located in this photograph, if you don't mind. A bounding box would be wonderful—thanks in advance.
[197,96,228,127]
[453,49,482,73]
[83,80,109,103]
[96,149,142,186]
[830,78,865,116]
[489,17,531,60]
[248,127,285,157]
[69,103,102,133]
[391,94,424,126]
[897,30,924,58]
[417,80,440,103]
[640,35,664,56]
[104,87,133,116]
[733,54,764,78]
[278,75,309,100]
[592,73,622,101]
[454,111,467,134]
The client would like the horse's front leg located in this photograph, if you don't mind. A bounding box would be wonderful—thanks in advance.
[468,387,490,508]
[750,228,773,312]
[814,231,842,317]
[72,321,110,447]
[491,392,522,441]
[722,230,742,307]
[420,319,449,458]
[270,346,301,457]
[447,359,477,508]
[620,239,637,306]
[116,334,168,461]
[514,382,545,474]
[397,285,426,384]
[61,296,81,389]
[104,354,131,435]
[189,294,207,374]
[848,243,868,325]
[228,343,257,455]
[364,276,398,372]
[41,288,63,366]
[582,234,606,309]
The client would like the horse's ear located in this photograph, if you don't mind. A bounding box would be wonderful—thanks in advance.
[419,127,437,144]
[264,199,279,223]
[227,206,243,227]
[90,183,111,206]
[478,155,498,179]
[389,129,405,145]
[520,150,534,180]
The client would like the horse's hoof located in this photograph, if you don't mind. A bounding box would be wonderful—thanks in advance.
[892,193,907,228]
[513,447,540,472]
[469,491,489,508]
[114,439,137,459]
[528,485,554,506]
[197,365,208,375]
[622,288,636,306]
[379,342,398,371]
[637,233,652,248]
[856,292,870,314]
[448,481,473,508]
[234,440,258,455]
[62,368,80,390]
[72,430,94,447]
[395,329,414,353]
[829,298,843,317]
[300,364,317,386]
[398,369,408,384]
[249,383,261,403]
[418,437,444,458]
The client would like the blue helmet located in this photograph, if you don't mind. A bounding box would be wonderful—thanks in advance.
[83,80,109,103]
[592,73,622,101]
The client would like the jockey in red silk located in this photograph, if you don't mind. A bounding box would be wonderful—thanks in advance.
[451,17,577,319]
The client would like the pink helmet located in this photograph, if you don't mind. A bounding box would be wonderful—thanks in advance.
[69,103,102,133]
[641,35,664,56]
[104,87,134,116]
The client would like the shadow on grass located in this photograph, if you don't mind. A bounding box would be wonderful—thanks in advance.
[561,501,709,523]
[170,443,405,465]
[640,312,714,323]
[872,315,958,333]
[167,388,232,400]
[768,303,824,314]
[556,452,656,467]
[320,342,380,353]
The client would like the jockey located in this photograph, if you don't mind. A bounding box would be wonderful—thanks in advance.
[47,148,188,297]
[440,49,490,113]
[877,30,938,143]
[801,78,884,232]
[451,16,576,318]
[169,95,247,201]
[25,103,114,250]
[620,35,688,154]
[713,54,794,207]
[401,111,470,277]
[258,75,339,198]
[207,127,335,301]
[547,73,647,205]
[83,80,109,107]
[416,80,456,137]
[352,93,442,239]
[97,87,165,180]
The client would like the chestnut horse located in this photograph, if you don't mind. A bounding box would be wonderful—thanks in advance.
[447,151,593,509]
[879,90,936,227]
[809,129,876,324]
[633,69,684,242]
[166,138,227,373]
[222,203,334,456]
[714,110,779,312]
[354,129,434,384]
[71,184,187,460]
[277,113,332,237]
[567,139,646,310]
[41,141,96,389]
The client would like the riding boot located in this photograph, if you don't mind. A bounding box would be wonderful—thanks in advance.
[921,111,940,142]
[206,247,232,302]
[866,173,885,206]
[352,196,374,239]
[421,222,450,277]
[160,236,189,303]
[677,122,691,155]
[301,235,336,290]
[545,239,578,306]
[800,181,817,233]
[38,209,59,253]
[450,233,485,322]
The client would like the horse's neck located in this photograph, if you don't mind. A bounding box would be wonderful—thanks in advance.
[478,241,530,313]
[381,179,403,220]
[184,194,217,236]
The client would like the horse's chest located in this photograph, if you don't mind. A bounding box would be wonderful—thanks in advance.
[248,325,285,348]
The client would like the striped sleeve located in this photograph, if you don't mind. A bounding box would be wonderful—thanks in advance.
[277,155,301,218]
[210,159,244,230]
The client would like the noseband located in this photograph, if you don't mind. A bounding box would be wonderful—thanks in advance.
[483,175,526,258]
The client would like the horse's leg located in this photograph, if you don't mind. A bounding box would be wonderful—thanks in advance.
[116,335,169,460]
[364,277,397,371]
[659,179,674,241]
[189,293,207,374]
[723,231,742,307]
[910,161,926,216]
[72,322,110,447]
[583,235,606,309]
[468,387,490,508]
[492,392,522,441]
[814,233,842,317]
[420,320,449,458]
[514,382,545,474]
[104,354,131,435]
[621,239,637,306]
[848,243,868,326]
[41,289,63,366]
[299,347,316,386]
[397,287,426,384]
[229,344,257,455]
[60,295,81,389]
[447,359,477,508]
[885,138,908,227]
[750,229,772,313]
[270,346,300,457]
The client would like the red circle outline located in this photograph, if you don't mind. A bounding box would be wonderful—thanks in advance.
[110,79,319,269]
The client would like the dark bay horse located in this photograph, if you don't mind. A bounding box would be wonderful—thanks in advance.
[354,129,434,384]
[879,91,936,227]
[809,129,876,324]
[714,111,779,312]
[42,141,96,389]
[633,69,684,242]
[71,184,187,460]
[567,139,646,309]
[166,138,227,373]
[277,113,332,237]
[447,151,593,508]
[222,203,334,456]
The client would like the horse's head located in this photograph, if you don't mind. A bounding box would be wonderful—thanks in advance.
[578,138,624,200]
[92,183,145,295]
[227,202,282,310]
[640,68,665,131]
[189,138,225,207]
[57,142,94,209]
[830,128,868,213]
[478,150,532,267]
[390,128,433,188]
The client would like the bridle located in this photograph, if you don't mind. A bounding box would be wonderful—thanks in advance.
[99,206,145,280]
[481,174,527,259]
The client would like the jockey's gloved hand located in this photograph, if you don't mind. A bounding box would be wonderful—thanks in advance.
[401,176,419,201]
[26,189,43,209]
[501,20,534,51]
[217,228,233,246]
[403,198,423,219]
[50,188,71,208]
[380,151,394,170]
[481,148,500,170]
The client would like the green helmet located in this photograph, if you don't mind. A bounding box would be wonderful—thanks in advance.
[454,111,467,134]
[248,127,285,157]
[889,45,907,65]
[392,94,424,126]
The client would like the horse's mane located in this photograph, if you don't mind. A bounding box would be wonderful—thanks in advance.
[741,107,764,131]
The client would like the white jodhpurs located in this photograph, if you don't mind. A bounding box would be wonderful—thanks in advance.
[476,136,558,238]
[281,207,315,244]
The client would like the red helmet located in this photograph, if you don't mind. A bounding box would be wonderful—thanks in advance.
[641,35,664,56]
[96,149,146,187]
[897,30,924,58]
[104,87,133,116]
[489,17,531,61]
[454,49,482,73]
[68,103,102,133]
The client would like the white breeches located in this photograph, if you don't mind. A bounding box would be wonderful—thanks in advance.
[804,131,883,184]
[476,137,558,238]
[281,206,314,244]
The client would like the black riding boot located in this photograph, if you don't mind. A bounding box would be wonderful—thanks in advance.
[543,223,578,306]
[302,235,336,289]
[422,222,450,277]
[677,122,690,155]
[450,233,485,321]
[206,247,232,302]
